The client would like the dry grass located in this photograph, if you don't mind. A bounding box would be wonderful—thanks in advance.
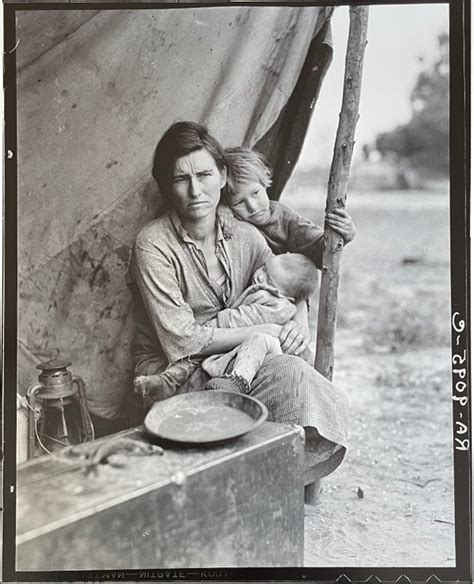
[283,185,454,566]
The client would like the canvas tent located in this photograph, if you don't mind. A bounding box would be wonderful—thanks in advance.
[16,5,334,420]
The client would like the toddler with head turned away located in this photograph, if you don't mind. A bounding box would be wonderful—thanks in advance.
[222,146,356,265]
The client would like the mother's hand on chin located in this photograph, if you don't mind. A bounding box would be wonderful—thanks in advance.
[279,320,310,356]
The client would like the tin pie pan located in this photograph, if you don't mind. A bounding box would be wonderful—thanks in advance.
[144,390,268,445]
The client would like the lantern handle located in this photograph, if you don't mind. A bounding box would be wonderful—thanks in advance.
[73,376,95,442]
[25,383,42,459]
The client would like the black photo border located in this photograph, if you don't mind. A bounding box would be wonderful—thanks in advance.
[2,0,471,581]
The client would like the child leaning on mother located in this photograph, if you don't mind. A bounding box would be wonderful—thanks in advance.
[129,121,356,501]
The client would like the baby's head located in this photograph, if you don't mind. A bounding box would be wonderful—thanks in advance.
[224,147,272,226]
[253,253,319,301]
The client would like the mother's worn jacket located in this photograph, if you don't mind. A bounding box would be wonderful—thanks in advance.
[130,207,273,377]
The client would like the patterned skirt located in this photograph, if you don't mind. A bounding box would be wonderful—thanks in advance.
[178,354,349,484]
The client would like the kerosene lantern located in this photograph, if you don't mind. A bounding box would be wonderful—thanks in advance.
[26,349,94,459]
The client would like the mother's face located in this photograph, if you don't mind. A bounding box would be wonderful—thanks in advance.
[170,148,227,222]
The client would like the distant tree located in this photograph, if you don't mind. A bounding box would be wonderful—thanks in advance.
[375,33,449,176]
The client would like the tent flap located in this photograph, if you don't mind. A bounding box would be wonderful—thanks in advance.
[17,6,333,418]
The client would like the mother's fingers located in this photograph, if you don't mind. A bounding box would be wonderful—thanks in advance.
[292,336,310,356]
[279,322,299,346]
[279,324,309,355]
[283,335,309,356]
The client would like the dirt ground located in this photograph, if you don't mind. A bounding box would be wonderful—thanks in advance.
[282,185,455,567]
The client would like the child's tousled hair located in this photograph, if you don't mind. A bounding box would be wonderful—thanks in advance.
[223,147,272,202]
[269,253,319,301]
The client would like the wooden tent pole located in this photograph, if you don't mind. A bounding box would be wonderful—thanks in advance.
[315,6,369,381]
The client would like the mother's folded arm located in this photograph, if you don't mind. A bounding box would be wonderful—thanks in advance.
[132,241,283,363]
[216,288,309,356]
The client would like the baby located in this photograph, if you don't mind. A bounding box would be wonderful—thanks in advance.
[203,252,319,393]
[134,252,318,405]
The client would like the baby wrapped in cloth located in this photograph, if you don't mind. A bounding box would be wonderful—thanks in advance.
[134,252,318,405]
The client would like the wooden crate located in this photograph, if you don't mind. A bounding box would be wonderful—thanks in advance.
[17,422,305,569]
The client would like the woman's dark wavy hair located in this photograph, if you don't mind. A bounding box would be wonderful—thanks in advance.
[152,121,227,201]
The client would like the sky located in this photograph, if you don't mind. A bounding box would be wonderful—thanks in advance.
[299,3,449,170]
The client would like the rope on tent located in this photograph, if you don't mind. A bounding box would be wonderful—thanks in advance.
[315,6,369,381]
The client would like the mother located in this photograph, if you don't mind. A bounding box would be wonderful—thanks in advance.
[130,121,348,492]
